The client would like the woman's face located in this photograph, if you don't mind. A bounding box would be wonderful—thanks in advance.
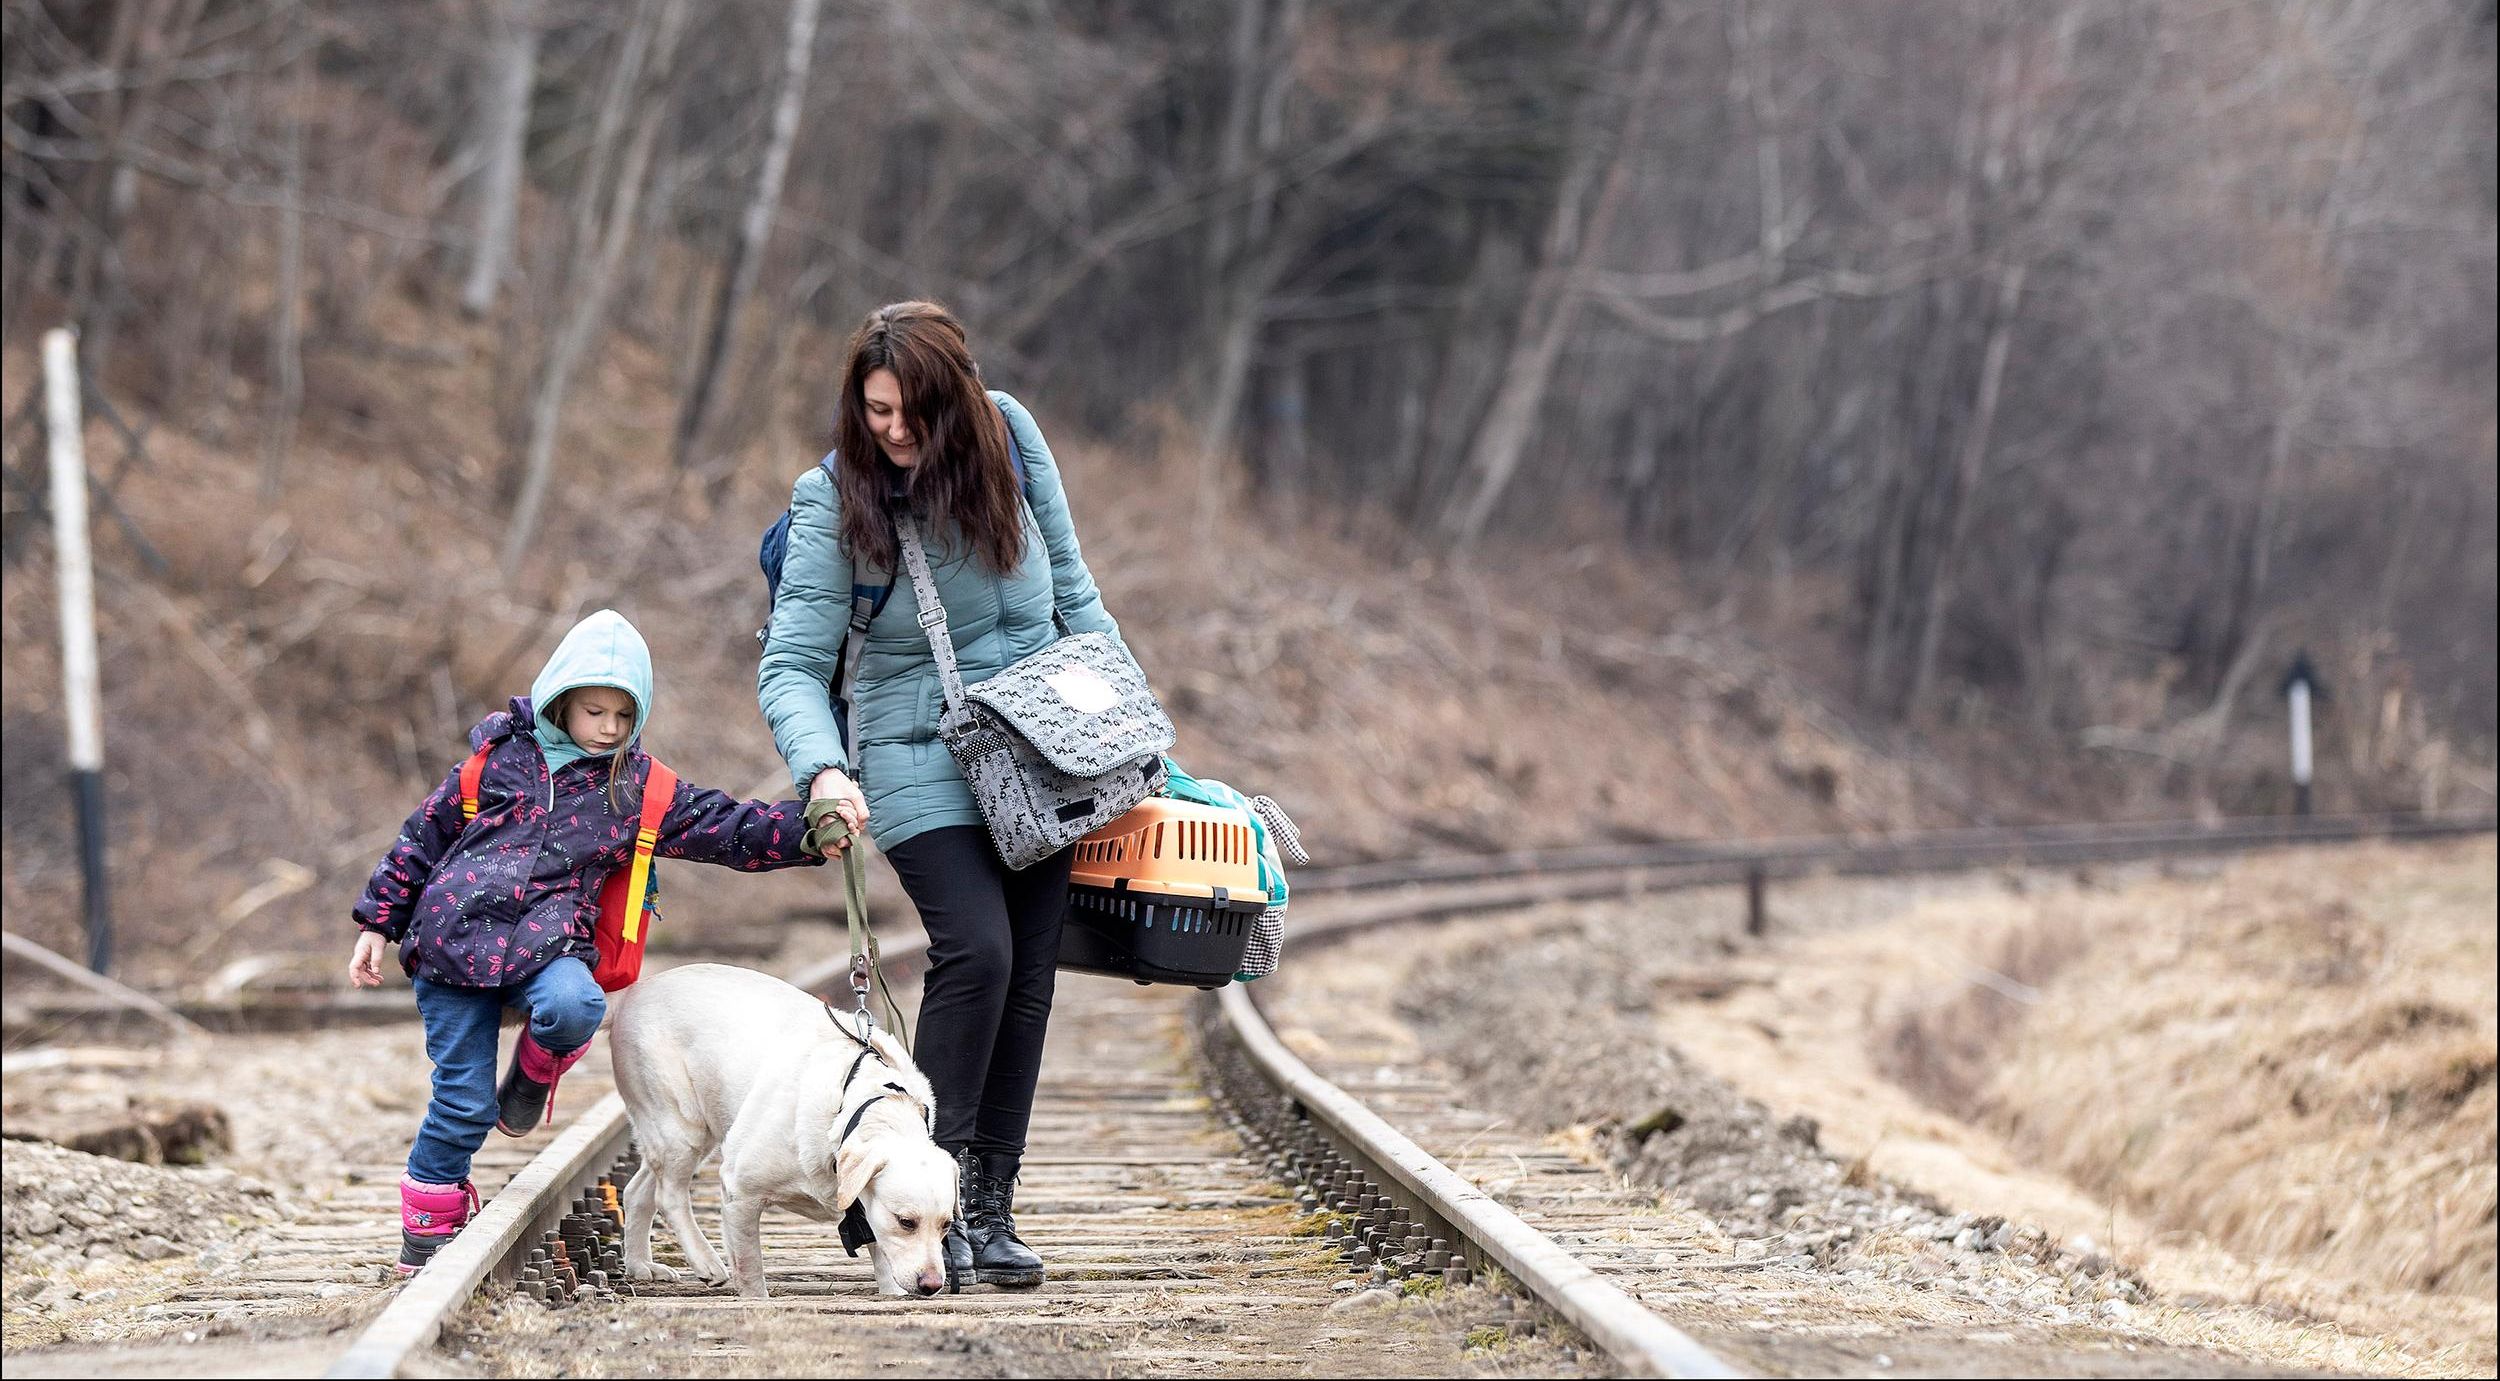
[861,368,920,468]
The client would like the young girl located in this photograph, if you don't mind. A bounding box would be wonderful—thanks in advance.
[349,609,821,1273]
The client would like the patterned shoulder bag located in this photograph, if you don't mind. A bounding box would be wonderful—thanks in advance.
[895,516,1172,869]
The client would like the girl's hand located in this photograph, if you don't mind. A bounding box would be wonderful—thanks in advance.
[806,768,869,854]
[348,931,388,988]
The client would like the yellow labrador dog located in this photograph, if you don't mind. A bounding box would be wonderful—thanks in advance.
[611,963,957,1298]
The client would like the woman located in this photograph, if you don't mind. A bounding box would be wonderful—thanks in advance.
[758,300,1133,1289]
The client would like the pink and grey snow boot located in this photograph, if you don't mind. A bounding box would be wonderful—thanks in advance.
[398,1174,481,1274]
[494,1032,590,1137]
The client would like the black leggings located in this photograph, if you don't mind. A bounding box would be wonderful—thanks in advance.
[883,826,1072,1165]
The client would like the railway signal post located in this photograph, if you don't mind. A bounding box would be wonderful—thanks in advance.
[2280,651,2324,817]
[43,327,112,974]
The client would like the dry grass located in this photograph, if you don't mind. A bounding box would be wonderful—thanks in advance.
[1919,838,2498,1302]
[1640,846,2496,1374]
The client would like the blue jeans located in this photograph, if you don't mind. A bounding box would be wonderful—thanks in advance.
[407,956,605,1184]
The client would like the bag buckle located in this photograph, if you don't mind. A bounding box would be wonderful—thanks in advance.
[916,600,947,630]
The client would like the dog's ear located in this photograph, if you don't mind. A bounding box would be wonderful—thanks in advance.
[833,1133,890,1214]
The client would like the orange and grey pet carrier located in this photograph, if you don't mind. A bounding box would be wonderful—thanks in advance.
[1057,797,1270,988]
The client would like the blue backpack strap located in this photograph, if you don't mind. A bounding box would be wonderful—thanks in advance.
[996,397,1027,487]
[824,454,894,615]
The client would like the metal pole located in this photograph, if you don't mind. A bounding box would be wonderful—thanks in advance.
[1744,866,1767,938]
[2288,679,2313,817]
[43,327,111,974]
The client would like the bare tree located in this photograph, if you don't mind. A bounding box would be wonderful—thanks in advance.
[501,0,693,574]
[459,0,542,318]
[671,0,823,476]
[1190,0,1301,536]
[1436,3,1671,547]
[0,0,2487,806]
[258,11,309,500]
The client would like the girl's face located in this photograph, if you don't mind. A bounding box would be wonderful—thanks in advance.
[861,368,921,468]
[559,686,636,755]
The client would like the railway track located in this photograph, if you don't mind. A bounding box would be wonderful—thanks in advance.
[12,811,2488,1377]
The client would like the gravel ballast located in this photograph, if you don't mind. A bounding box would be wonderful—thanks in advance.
[3,1140,285,1278]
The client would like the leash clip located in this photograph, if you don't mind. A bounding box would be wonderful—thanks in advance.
[849,954,875,1026]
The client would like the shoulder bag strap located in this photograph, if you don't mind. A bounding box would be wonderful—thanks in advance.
[894,514,973,726]
[892,404,1065,705]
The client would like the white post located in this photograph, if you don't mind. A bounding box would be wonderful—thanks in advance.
[43,327,112,972]
[2288,679,2313,816]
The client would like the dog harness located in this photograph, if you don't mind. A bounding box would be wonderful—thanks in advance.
[823,1002,928,1257]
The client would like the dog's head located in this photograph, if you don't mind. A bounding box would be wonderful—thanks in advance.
[817,1011,955,1295]
[833,1106,958,1295]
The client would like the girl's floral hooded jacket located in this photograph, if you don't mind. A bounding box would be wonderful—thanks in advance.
[353,611,817,987]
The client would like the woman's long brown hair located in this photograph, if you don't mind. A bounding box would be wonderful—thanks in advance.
[831,301,1023,579]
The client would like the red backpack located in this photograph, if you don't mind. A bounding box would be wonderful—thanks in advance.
[458,748,677,993]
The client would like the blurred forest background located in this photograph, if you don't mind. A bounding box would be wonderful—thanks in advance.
[1,0,2493,982]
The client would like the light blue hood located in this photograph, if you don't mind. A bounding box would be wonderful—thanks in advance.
[529,609,653,775]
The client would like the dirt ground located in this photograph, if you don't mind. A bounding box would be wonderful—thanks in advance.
[1296,841,2493,1378]
[2,1025,430,1352]
[1640,839,2497,1372]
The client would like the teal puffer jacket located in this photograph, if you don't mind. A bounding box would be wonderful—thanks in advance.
[757,391,1128,851]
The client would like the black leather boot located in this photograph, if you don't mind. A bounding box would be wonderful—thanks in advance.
[966,1152,1044,1287]
[492,1060,552,1138]
[942,1150,973,1292]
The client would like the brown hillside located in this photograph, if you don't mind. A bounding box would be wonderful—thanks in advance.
[0,274,1961,988]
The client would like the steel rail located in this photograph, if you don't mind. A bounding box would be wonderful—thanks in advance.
[326,1094,633,1378]
[1212,982,1741,1378]
[322,943,932,1379]
[1198,809,2491,1377]
[1297,810,2495,893]
[321,809,2490,1376]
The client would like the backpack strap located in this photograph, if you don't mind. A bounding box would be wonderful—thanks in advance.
[836,587,876,770]
[457,746,491,824]
[621,761,676,945]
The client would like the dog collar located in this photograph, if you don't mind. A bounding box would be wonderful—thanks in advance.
[830,1079,915,1258]
[824,1002,935,1135]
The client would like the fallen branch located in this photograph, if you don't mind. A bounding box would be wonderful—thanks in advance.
[1,930,208,1042]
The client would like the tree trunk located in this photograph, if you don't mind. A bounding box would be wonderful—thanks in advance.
[460,0,543,318]
[1903,261,2026,721]
[1192,0,1299,540]
[673,0,824,476]
[2209,382,2300,698]
[258,30,308,501]
[47,0,210,369]
[501,0,691,575]
[1437,5,1668,547]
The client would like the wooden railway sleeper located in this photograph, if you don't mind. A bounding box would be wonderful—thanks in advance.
[1199,1027,1473,1292]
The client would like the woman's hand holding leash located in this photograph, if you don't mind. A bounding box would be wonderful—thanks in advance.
[806,769,869,855]
[348,931,387,988]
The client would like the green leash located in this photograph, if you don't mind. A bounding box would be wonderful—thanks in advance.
[807,798,910,1048]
